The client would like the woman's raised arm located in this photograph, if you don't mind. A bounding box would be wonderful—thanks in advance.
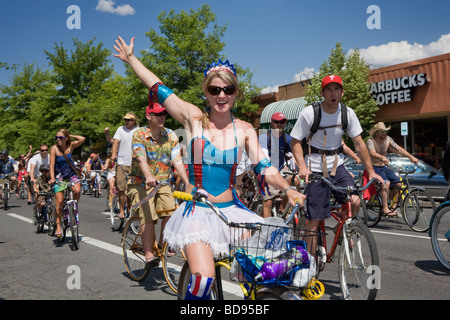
[113,36,201,127]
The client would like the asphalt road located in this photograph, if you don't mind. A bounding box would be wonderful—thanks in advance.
[1,192,448,302]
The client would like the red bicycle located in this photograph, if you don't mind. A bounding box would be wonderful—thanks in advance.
[296,173,380,300]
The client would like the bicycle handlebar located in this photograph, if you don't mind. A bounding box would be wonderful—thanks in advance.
[387,165,417,175]
[172,189,303,230]
[310,173,380,193]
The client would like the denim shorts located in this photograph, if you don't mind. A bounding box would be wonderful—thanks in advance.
[373,166,401,185]
[305,165,357,221]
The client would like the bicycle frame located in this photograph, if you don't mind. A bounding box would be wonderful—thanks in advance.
[309,174,377,265]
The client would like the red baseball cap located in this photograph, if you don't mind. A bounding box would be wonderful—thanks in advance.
[321,75,343,90]
[146,103,166,114]
[271,112,287,122]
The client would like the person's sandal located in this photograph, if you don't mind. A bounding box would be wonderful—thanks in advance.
[145,256,160,269]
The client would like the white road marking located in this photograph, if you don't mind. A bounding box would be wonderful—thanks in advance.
[7,212,243,298]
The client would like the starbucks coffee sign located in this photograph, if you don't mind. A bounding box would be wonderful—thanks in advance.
[370,73,427,106]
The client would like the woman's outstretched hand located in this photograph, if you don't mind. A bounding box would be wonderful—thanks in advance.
[113,36,135,63]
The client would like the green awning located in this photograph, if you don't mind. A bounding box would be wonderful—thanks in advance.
[260,97,309,133]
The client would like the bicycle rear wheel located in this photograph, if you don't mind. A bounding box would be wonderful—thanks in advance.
[430,206,450,269]
[69,205,80,250]
[122,215,150,281]
[338,220,379,300]
[403,189,436,232]
[161,242,186,294]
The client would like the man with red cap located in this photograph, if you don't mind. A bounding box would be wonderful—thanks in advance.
[258,112,296,218]
[290,75,383,254]
[126,102,189,269]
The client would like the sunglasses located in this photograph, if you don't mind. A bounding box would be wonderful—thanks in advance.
[55,136,66,140]
[207,85,236,96]
[272,120,287,124]
[151,112,168,117]
[40,149,48,152]
[124,119,135,122]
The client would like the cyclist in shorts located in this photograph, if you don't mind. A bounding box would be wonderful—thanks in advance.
[49,129,85,237]
[126,103,189,269]
[33,164,52,216]
[114,36,304,300]
[0,150,17,204]
[290,75,383,254]
[87,153,103,195]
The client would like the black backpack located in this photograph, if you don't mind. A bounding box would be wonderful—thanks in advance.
[301,102,349,152]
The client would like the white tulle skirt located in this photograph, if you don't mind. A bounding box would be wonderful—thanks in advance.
[163,202,264,258]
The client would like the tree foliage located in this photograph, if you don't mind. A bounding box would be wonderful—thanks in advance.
[0,5,260,157]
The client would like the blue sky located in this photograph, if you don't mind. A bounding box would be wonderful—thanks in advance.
[1,0,449,93]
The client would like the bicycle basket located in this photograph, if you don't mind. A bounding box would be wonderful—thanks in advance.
[229,218,319,288]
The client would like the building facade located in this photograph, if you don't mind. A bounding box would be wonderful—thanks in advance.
[253,53,450,166]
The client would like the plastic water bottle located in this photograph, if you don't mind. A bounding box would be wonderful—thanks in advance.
[257,246,309,280]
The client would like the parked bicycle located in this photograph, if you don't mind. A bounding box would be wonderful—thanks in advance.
[429,201,450,270]
[56,181,81,250]
[34,191,55,234]
[296,173,380,300]
[121,181,185,294]
[174,189,325,300]
[363,166,436,232]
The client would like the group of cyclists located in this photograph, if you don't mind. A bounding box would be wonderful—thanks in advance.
[1,35,428,301]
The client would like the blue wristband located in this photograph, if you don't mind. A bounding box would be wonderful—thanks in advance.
[153,83,174,104]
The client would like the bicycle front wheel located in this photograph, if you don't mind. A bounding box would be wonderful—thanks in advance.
[403,189,436,232]
[122,215,149,281]
[162,242,186,294]
[338,220,379,300]
[430,206,450,269]
[47,204,56,237]
[110,193,124,231]
[364,193,383,227]
[69,205,80,250]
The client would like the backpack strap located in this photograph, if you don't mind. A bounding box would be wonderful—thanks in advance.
[305,102,349,177]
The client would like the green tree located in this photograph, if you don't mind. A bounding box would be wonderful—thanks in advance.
[305,43,378,138]
[126,4,260,129]
[0,62,55,154]
[44,37,120,150]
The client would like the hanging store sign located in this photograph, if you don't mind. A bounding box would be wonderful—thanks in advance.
[370,73,427,106]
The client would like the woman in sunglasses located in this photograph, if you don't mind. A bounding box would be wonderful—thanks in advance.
[114,36,305,300]
[49,129,85,237]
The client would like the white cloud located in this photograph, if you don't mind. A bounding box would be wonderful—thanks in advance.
[356,33,450,68]
[260,85,279,94]
[96,0,136,16]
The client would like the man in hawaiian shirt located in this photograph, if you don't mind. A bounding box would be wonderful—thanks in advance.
[127,103,188,269]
